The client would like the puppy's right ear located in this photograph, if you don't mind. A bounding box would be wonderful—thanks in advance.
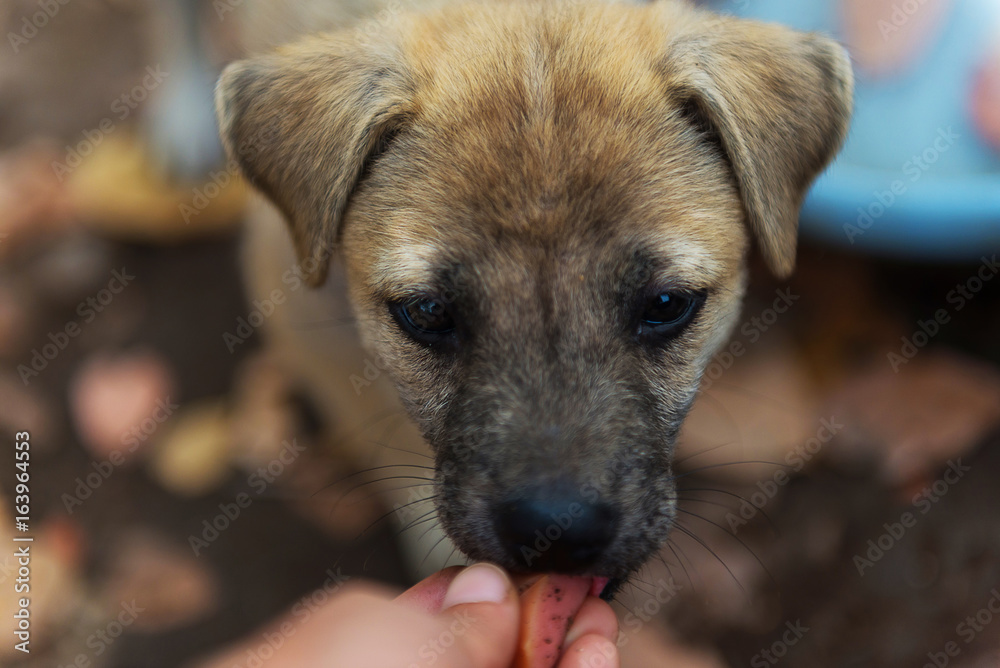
[216,35,411,286]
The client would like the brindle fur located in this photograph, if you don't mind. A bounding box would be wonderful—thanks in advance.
[218,0,852,583]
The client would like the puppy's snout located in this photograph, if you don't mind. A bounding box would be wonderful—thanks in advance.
[495,490,619,572]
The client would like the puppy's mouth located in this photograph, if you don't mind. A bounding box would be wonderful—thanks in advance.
[515,574,615,600]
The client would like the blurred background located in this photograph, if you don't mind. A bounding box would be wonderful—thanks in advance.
[0,0,998,666]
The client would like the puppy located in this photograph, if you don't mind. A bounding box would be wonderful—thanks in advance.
[218,0,852,593]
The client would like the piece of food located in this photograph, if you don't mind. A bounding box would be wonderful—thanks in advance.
[514,575,593,668]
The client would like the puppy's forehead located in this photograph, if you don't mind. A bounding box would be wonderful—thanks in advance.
[401,3,679,160]
[360,1,746,293]
[372,222,738,296]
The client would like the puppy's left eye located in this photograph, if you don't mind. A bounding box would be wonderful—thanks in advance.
[390,297,456,347]
[638,291,705,340]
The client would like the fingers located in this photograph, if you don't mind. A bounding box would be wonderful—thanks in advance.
[395,565,464,613]
[557,595,620,668]
[434,563,521,668]
[198,565,612,668]
[563,596,619,649]
[268,576,518,668]
[558,634,620,668]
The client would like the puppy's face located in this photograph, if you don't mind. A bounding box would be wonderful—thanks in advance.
[218,1,852,587]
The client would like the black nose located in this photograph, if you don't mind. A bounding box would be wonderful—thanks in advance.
[495,492,619,572]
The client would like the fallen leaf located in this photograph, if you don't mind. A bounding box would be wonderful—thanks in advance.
[105,530,219,631]
[825,349,1000,485]
[69,349,176,460]
[149,400,233,496]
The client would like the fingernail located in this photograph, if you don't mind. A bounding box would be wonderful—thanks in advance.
[441,563,510,608]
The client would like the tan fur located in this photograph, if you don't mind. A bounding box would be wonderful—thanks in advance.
[220,0,852,582]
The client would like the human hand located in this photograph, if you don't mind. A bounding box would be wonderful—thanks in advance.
[195,563,619,668]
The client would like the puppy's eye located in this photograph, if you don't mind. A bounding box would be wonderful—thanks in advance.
[390,297,456,346]
[638,291,705,340]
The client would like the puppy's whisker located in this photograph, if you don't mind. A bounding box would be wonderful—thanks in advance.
[702,381,806,417]
[677,487,780,535]
[368,439,435,460]
[314,464,433,498]
[669,460,787,482]
[616,579,643,609]
[356,495,436,540]
[347,481,437,508]
[393,509,440,539]
[418,533,452,572]
[673,439,741,466]
[444,544,464,567]
[341,474,434,496]
[675,508,776,587]
[676,495,737,512]
[331,474,434,513]
[664,538,698,592]
[686,391,744,433]
[654,550,686,595]
[627,568,658,599]
[415,511,455,544]
[673,522,749,601]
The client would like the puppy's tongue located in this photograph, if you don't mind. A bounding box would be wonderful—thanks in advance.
[513,574,610,597]
[589,576,611,597]
[513,574,609,668]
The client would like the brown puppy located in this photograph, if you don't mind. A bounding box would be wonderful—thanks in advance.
[218,0,852,591]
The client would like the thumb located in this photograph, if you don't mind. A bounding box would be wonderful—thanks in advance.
[437,563,521,668]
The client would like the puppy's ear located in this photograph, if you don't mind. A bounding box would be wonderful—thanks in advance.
[666,14,853,277]
[216,35,410,285]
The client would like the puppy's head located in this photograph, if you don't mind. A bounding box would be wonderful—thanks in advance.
[218,1,852,587]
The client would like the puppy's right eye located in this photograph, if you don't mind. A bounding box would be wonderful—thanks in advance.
[390,297,456,347]
[636,290,706,342]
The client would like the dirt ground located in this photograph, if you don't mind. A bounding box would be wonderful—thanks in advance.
[1,2,999,667]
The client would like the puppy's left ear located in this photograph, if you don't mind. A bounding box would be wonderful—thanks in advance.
[665,12,854,277]
[216,34,411,286]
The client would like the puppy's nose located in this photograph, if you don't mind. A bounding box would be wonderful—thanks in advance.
[496,492,619,572]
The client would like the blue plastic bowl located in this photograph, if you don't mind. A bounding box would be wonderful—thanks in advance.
[704,0,1000,259]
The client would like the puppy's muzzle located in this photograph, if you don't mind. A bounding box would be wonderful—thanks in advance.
[494,485,620,572]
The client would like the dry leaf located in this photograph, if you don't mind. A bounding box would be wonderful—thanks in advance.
[69,349,176,460]
[826,350,1000,485]
[149,400,233,496]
